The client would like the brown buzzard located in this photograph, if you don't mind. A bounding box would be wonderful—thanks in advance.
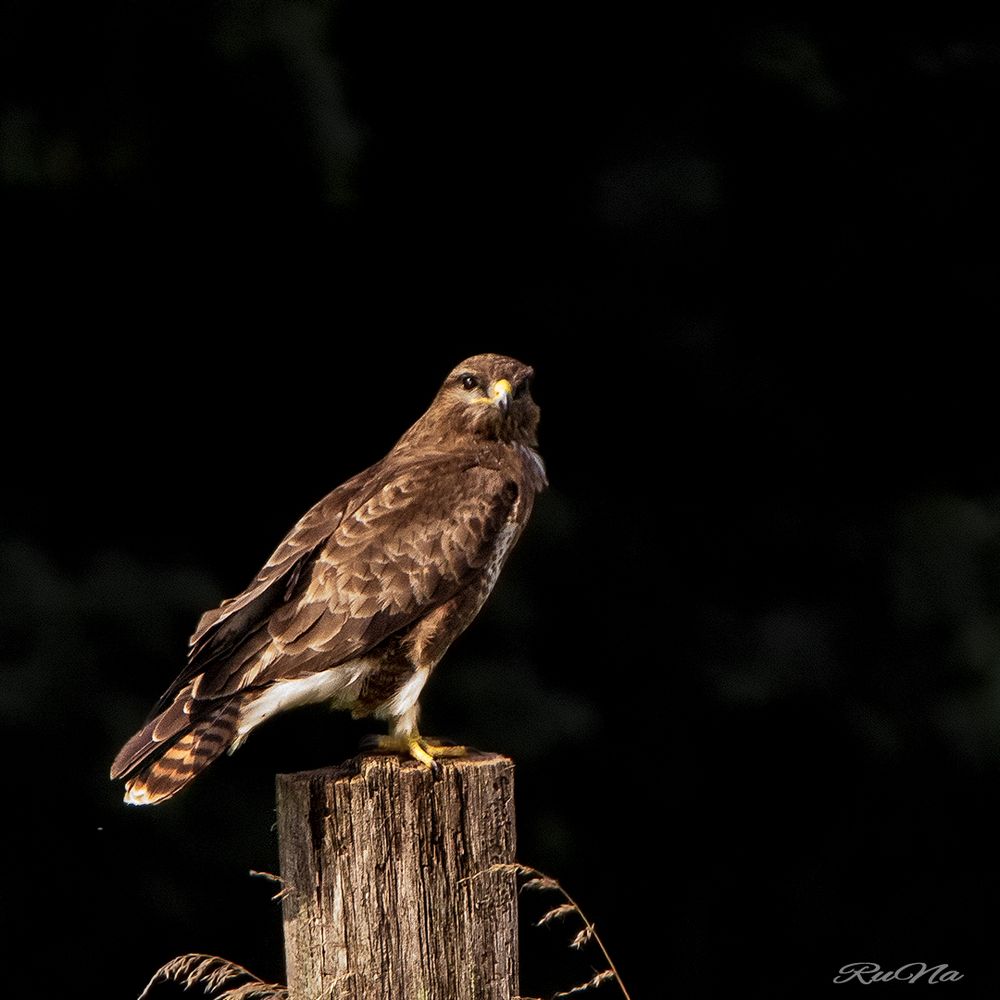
[111,354,545,805]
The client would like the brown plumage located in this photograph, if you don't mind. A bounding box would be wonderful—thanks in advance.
[110,354,546,805]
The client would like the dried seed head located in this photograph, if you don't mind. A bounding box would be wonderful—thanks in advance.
[536,902,578,927]
[522,876,560,892]
[553,969,616,998]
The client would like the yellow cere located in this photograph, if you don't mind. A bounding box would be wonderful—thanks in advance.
[472,378,513,405]
[491,379,513,399]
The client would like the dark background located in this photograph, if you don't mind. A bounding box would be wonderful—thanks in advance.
[2,5,999,997]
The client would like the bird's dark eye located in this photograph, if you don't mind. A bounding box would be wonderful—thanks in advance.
[514,378,531,399]
[460,374,479,391]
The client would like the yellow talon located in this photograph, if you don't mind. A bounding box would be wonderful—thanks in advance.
[409,739,435,768]
[421,741,467,759]
[374,733,468,768]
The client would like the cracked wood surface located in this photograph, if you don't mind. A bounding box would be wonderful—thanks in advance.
[277,753,518,1000]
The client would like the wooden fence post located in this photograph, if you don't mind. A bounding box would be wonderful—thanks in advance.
[276,753,518,1000]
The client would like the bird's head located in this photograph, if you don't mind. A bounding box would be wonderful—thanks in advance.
[408,354,539,449]
[442,354,539,446]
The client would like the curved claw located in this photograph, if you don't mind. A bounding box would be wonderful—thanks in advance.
[368,732,468,771]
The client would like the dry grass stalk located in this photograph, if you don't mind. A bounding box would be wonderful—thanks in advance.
[137,952,288,1000]
[466,862,632,1000]
[553,970,616,998]
[249,869,292,902]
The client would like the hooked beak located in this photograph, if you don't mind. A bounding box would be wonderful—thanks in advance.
[489,378,513,415]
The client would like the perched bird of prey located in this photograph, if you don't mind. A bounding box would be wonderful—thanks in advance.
[111,354,545,805]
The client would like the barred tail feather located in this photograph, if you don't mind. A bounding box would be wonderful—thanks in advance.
[113,697,241,806]
[110,682,196,781]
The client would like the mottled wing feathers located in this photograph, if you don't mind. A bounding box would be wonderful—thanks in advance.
[143,473,370,719]
[190,460,519,700]
[188,477,367,659]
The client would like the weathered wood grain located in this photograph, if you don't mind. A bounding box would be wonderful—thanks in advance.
[277,753,518,1000]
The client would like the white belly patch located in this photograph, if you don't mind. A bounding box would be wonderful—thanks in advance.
[236,658,375,738]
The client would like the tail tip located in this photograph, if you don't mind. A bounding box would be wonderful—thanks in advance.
[123,777,168,807]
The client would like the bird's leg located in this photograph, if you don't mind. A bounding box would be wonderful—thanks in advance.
[371,707,467,772]
[375,733,467,767]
